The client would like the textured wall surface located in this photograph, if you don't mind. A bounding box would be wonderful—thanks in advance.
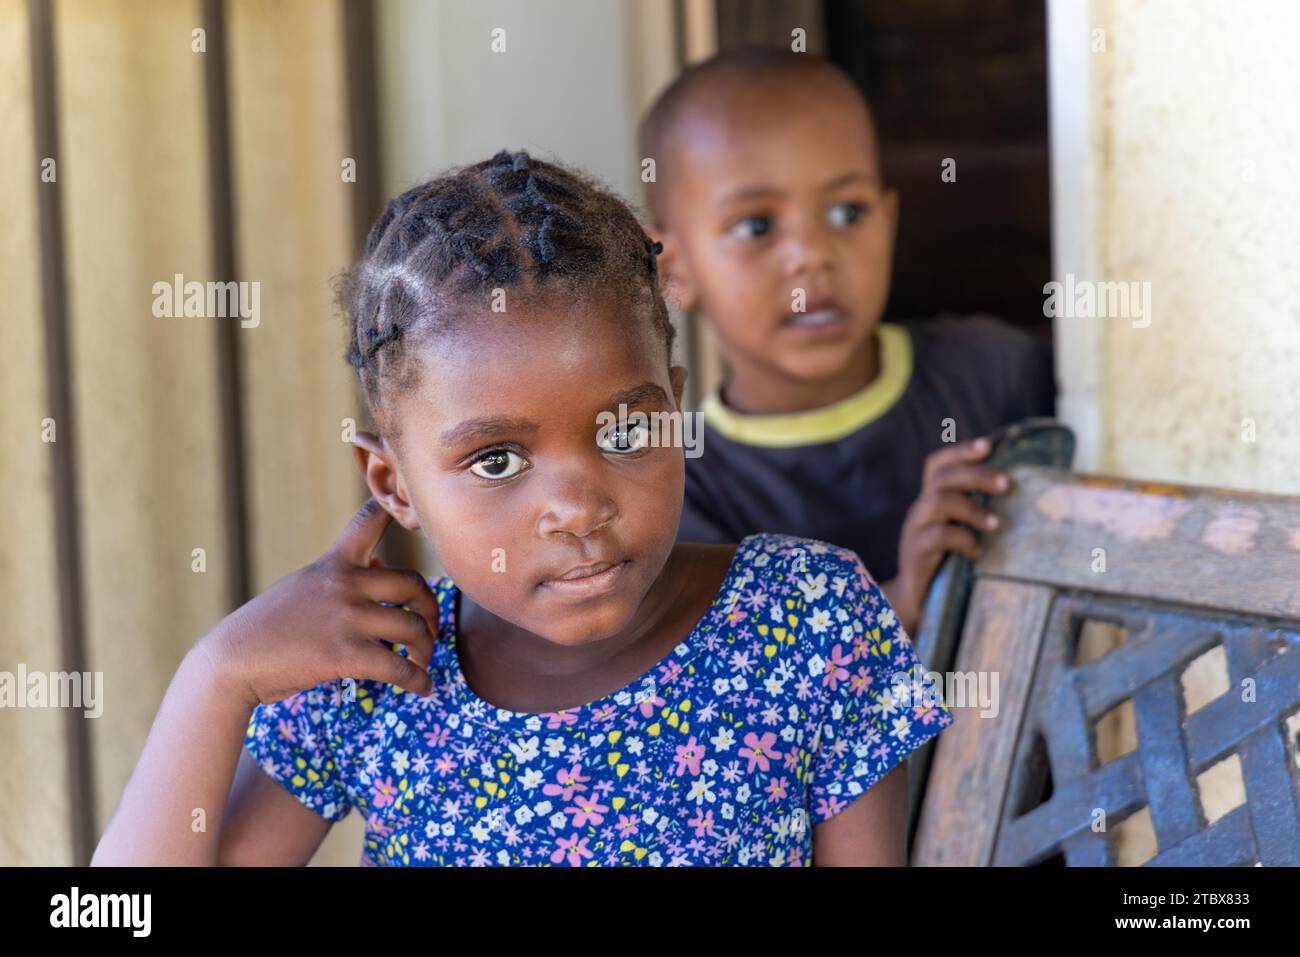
[1094,0,1300,494]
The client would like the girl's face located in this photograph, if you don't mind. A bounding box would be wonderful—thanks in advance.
[365,293,687,647]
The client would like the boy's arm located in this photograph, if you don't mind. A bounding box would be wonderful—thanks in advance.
[811,763,909,865]
[91,638,330,866]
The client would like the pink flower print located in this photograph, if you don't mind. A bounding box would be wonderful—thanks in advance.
[636,693,665,719]
[725,608,748,627]
[688,807,717,838]
[765,776,789,801]
[550,834,595,867]
[544,710,580,730]
[847,665,878,696]
[739,730,783,773]
[423,724,450,749]
[914,702,942,725]
[564,796,609,828]
[372,776,399,809]
[286,693,307,716]
[366,810,393,838]
[616,814,639,838]
[823,644,853,692]
[542,764,590,802]
[275,718,298,743]
[815,795,846,820]
[674,736,705,777]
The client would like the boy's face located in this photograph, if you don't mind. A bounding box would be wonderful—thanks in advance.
[655,74,898,388]
[359,295,687,648]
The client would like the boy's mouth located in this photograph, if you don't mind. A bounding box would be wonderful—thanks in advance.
[782,300,849,333]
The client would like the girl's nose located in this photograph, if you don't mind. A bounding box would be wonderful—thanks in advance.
[536,471,619,539]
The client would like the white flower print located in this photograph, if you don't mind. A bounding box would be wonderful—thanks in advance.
[688,777,716,805]
[509,735,540,763]
[807,608,832,634]
[520,768,543,790]
[798,572,828,602]
[392,750,410,776]
[711,727,735,751]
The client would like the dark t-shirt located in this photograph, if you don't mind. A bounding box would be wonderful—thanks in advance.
[677,315,1057,582]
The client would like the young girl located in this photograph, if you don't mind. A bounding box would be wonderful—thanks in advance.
[92,150,954,867]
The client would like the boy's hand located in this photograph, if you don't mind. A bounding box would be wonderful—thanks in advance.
[202,498,439,707]
[885,436,1011,634]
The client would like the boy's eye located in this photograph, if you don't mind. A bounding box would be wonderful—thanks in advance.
[597,424,650,455]
[828,202,866,227]
[469,449,527,480]
[729,215,771,240]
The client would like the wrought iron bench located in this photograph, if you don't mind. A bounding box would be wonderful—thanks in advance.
[906,420,1300,866]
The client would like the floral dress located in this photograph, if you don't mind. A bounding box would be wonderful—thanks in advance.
[243,533,955,866]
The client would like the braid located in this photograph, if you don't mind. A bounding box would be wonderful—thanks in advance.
[339,150,673,431]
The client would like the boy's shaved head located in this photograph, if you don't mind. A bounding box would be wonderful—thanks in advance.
[639,48,883,226]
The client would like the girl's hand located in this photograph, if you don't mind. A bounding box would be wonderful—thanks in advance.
[202,498,439,707]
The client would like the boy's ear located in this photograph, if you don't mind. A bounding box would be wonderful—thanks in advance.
[351,431,421,530]
[646,224,699,312]
[882,188,900,239]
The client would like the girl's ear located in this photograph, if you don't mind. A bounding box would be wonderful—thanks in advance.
[646,224,699,312]
[669,364,689,410]
[351,431,421,530]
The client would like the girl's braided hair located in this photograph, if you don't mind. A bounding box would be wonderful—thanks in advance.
[339,149,673,432]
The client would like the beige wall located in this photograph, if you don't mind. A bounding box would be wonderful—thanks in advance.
[1,0,360,865]
[1052,0,1300,495]
[0,0,72,867]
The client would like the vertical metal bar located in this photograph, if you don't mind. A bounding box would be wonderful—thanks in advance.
[27,0,96,866]
[340,0,401,564]
[201,0,250,607]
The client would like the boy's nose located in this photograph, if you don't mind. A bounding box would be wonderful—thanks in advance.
[781,221,834,277]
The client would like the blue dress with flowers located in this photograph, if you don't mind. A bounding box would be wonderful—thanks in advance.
[244,532,955,865]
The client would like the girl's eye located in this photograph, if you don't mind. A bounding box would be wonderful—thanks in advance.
[828,202,866,227]
[729,215,771,240]
[469,449,527,480]
[597,424,650,455]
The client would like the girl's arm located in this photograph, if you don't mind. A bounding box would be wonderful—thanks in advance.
[91,637,331,866]
[91,498,442,866]
[811,762,910,866]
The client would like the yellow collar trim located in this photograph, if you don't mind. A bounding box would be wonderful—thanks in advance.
[700,322,912,447]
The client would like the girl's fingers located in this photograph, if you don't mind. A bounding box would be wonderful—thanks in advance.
[327,498,394,567]
[928,463,1011,497]
[342,640,435,697]
[921,436,992,484]
[355,605,436,667]
[357,567,441,640]
[908,490,1000,532]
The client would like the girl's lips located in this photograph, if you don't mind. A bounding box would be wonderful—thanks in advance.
[540,560,628,599]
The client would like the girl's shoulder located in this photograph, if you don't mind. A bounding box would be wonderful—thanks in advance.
[733,532,876,590]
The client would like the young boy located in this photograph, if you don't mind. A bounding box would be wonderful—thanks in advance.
[640,48,1056,634]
